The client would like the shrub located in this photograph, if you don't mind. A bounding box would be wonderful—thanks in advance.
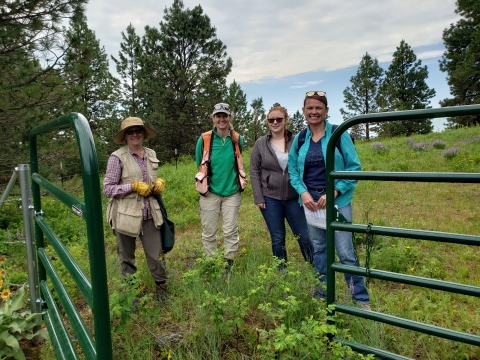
[442,147,457,160]
[411,142,429,151]
[459,136,480,144]
[370,142,389,154]
[432,140,446,149]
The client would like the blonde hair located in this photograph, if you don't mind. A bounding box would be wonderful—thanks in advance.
[267,106,289,152]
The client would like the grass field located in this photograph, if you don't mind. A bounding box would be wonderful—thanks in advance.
[1,125,479,359]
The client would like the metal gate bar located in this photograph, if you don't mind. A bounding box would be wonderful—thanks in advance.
[28,113,112,359]
[325,104,480,359]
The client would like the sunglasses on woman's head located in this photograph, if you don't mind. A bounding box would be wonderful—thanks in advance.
[213,103,230,112]
[267,117,284,124]
[125,128,144,135]
[305,91,327,97]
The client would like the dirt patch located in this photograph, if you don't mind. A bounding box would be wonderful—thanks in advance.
[19,339,44,360]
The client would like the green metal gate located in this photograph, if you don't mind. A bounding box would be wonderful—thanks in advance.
[325,105,480,359]
[29,113,112,359]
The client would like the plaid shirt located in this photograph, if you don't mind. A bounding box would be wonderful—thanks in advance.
[103,148,152,220]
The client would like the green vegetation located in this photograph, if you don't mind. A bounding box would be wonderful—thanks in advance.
[0,126,479,359]
[0,263,47,360]
[440,0,480,128]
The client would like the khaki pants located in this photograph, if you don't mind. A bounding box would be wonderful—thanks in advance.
[199,192,242,260]
[115,219,168,283]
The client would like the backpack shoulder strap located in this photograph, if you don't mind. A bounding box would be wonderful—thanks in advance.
[230,131,244,171]
[199,131,213,174]
[296,128,308,153]
[201,131,213,159]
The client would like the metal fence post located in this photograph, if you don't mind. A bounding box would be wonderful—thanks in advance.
[18,164,42,315]
[0,169,19,213]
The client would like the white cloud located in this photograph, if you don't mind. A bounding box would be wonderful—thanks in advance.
[416,50,446,60]
[86,0,459,83]
[289,81,325,89]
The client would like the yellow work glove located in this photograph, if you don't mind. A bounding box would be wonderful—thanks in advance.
[132,180,152,197]
[151,178,166,195]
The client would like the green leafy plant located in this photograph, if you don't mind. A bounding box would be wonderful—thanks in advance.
[183,249,229,287]
[257,304,372,359]
[109,274,153,332]
[0,286,47,360]
[199,290,247,338]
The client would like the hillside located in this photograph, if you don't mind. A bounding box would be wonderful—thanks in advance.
[1,126,479,359]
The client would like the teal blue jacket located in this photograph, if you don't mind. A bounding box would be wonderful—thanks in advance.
[287,121,361,208]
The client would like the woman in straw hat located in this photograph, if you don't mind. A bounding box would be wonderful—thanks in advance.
[103,117,168,300]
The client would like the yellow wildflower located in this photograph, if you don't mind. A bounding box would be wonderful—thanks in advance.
[0,256,6,262]
[1,289,11,299]
[0,269,5,277]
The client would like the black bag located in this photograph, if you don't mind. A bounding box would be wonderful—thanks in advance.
[155,194,175,254]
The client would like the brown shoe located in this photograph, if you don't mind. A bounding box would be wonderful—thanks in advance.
[156,283,168,301]
[360,303,371,311]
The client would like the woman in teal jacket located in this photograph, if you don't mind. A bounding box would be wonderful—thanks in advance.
[288,91,370,308]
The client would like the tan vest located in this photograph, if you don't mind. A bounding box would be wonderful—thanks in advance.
[106,146,163,237]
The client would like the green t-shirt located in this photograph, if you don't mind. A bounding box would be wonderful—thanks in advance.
[195,128,244,197]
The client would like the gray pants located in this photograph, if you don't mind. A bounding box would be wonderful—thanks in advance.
[115,219,168,283]
[199,192,242,260]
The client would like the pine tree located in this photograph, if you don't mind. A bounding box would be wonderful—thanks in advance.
[378,40,435,137]
[64,13,118,123]
[63,13,119,169]
[290,110,306,134]
[340,52,383,140]
[243,97,266,148]
[0,0,87,174]
[112,24,143,118]
[224,80,248,134]
[439,0,480,127]
[139,0,232,161]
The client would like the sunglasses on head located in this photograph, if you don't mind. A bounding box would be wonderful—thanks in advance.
[305,91,327,97]
[125,128,144,135]
[267,117,284,124]
[213,103,230,112]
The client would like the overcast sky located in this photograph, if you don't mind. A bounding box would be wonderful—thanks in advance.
[86,0,460,130]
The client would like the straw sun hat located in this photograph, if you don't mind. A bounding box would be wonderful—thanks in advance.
[113,117,156,144]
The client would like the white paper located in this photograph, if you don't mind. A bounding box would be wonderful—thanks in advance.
[304,205,338,229]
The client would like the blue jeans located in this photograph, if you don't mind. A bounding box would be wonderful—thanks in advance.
[307,191,369,304]
[260,197,313,265]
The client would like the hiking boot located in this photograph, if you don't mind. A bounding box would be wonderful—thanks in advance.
[155,283,168,301]
[360,303,371,311]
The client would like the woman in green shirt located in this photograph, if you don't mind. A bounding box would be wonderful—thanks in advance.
[195,103,244,267]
